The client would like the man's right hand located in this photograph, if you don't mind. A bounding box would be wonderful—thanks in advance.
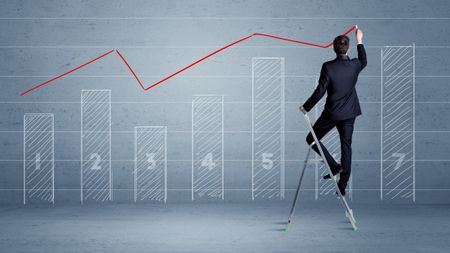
[299,106,307,114]
[356,28,363,44]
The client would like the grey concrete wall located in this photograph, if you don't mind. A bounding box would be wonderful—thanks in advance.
[0,0,449,204]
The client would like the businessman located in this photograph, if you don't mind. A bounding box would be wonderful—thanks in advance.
[300,28,366,196]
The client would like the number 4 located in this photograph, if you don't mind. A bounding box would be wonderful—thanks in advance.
[201,153,216,170]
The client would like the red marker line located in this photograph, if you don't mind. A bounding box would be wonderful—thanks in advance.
[115,49,146,90]
[141,34,255,91]
[20,49,115,96]
[20,25,356,96]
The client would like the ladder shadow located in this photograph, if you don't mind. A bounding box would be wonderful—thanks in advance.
[268,221,289,232]
[269,228,287,232]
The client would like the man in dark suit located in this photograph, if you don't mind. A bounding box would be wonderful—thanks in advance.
[300,28,366,196]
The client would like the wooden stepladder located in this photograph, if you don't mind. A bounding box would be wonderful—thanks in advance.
[285,113,357,231]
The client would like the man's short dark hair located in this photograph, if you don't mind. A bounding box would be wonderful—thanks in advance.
[333,35,349,56]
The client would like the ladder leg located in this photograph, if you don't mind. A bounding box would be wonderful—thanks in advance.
[285,147,311,231]
[303,113,358,231]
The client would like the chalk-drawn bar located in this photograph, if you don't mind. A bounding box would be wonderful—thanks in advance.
[252,57,285,200]
[192,95,224,200]
[134,126,167,202]
[381,45,415,201]
[81,89,111,203]
[23,113,54,204]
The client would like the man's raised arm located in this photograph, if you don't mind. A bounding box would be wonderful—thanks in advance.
[356,28,367,71]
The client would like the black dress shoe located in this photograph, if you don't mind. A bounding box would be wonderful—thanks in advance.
[323,166,343,179]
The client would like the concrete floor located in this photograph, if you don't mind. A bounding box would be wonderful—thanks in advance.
[0,202,449,253]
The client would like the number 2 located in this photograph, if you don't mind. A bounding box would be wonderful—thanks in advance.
[90,153,101,170]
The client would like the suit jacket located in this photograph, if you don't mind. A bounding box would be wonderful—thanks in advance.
[303,44,367,120]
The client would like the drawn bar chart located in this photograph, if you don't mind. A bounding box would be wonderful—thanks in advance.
[23,113,54,204]
[192,95,224,200]
[381,45,416,201]
[134,126,167,202]
[81,90,112,204]
[252,57,285,200]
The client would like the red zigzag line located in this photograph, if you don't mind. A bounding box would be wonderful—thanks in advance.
[20,25,357,96]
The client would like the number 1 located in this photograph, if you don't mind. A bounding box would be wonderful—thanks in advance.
[146,153,156,170]
[35,153,41,170]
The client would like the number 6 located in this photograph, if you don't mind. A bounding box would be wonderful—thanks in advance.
[262,153,273,170]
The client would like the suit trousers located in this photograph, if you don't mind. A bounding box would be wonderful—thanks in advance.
[305,114,356,190]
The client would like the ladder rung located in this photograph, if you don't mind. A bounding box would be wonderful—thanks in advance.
[306,158,324,163]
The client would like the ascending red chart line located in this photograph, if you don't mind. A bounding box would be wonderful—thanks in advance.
[19,25,357,96]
